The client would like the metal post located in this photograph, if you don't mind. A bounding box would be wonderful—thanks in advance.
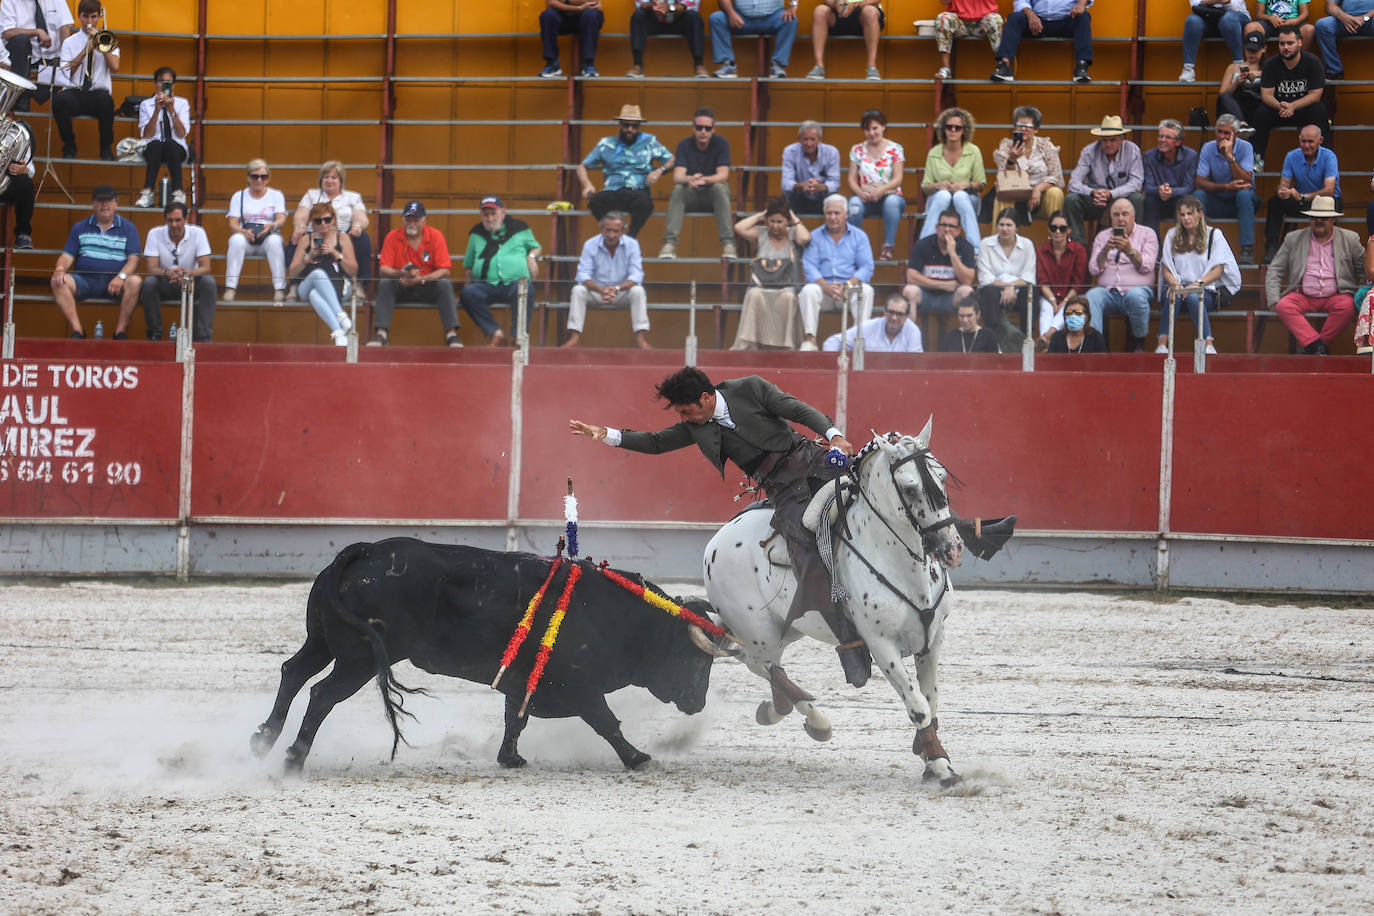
[848,283,865,371]
[3,240,15,360]
[834,285,852,430]
[177,279,191,363]
[516,277,530,362]
[506,298,528,553]
[685,280,698,367]
[1022,290,1035,372]
[1155,332,1178,591]
[175,346,197,581]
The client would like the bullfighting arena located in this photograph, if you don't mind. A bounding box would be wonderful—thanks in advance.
[2,579,1371,914]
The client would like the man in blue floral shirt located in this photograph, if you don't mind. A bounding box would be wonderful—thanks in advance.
[577,103,675,238]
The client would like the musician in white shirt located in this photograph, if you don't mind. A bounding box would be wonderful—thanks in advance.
[53,0,117,160]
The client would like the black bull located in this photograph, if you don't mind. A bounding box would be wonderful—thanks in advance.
[250,538,719,772]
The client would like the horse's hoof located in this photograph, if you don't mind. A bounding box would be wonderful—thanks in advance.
[803,720,832,742]
[249,725,276,758]
[756,700,787,726]
[922,761,959,787]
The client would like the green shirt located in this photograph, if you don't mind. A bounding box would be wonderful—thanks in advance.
[462,222,541,284]
[923,142,986,186]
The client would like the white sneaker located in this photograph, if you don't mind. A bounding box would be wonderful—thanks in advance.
[658,242,676,260]
[135,189,155,208]
[336,312,352,333]
[799,339,819,352]
[1205,342,1218,355]
[1178,65,1196,83]
[171,190,187,205]
[331,329,348,346]
[1154,342,1170,354]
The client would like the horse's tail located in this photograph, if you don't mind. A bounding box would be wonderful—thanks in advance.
[323,542,430,760]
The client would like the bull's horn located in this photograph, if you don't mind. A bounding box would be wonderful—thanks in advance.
[688,624,738,657]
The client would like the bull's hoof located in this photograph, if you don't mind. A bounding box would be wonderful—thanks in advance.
[803,719,832,743]
[624,751,652,770]
[249,724,276,758]
[282,747,305,775]
[497,752,527,769]
[756,700,787,726]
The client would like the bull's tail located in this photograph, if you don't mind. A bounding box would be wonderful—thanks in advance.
[324,542,430,760]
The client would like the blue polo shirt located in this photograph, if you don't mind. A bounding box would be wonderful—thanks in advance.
[1196,138,1256,198]
[63,214,141,276]
[1280,146,1341,198]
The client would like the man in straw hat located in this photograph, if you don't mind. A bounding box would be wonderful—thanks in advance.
[1264,195,1365,354]
[577,103,674,239]
[1064,114,1143,246]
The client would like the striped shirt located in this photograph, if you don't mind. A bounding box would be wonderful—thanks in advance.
[63,214,141,276]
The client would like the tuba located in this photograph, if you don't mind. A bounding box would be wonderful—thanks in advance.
[0,69,36,197]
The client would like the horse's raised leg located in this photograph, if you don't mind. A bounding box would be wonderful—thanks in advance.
[282,658,374,773]
[914,649,958,786]
[762,665,831,741]
[498,692,529,769]
[251,635,333,758]
[866,639,933,731]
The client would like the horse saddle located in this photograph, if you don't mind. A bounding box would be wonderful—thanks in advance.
[801,477,854,536]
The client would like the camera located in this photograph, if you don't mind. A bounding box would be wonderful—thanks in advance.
[160,80,173,94]
[1012,131,1024,145]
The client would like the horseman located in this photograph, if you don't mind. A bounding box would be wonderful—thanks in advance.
[570,367,873,685]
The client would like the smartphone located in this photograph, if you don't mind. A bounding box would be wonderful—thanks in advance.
[1113,227,1125,238]
[1012,131,1024,145]
[160,80,173,94]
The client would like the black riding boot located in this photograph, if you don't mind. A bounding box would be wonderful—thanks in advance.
[953,514,1018,561]
[829,608,871,688]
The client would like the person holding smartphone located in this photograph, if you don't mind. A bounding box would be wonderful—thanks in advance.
[287,201,357,346]
[1085,196,1157,352]
[135,67,191,209]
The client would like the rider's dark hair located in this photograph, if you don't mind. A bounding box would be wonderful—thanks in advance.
[655,367,714,406]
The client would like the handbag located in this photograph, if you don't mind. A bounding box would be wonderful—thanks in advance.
[995,164,1032,202]
[1192,2,1227,22]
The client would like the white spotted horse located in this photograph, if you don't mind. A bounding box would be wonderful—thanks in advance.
[704,418,995,786]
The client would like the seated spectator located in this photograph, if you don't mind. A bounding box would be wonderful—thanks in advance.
[0,114,35,249]
[991,105,1064,225]
[539,0,604,78]
[53,0,116,160]
[939,297,1000,352]
[823,291,923,352]
[976,208,1034,352]
[730,197,810,350]
[369,200,460,348]
[224,159,287,303]
[801,193,875,351]
[1086,196,1158,352]
[627,1,707,78]
[565,211,650,349]
[288,202,357,347]
[1368,171,1374,237]
[781,120,841,216]
[1158,195,1241,354]
[134,68,189,210]
[808,0,884,81]
[1216,32,1267,130]
[1265,196,1364,354]
[709,0,797,79]
[1251,25,1329,168]
[460,196,542,347]
[660,107,735,260]
[140,201,215,342]
[903,207,977,319]
[1035,210,1088,347]
[847,108,905,262]
[577,104,673,239]
[1065,115,1144,246]
[990,0,1093,84]
[1,0,75,110]
[1179,0,1249,83]
[1353,233,1374,353]
[1194,114,1261,263]
[1047,294,1107,351]
[291,161,371,282]
[932,0,1003,80]
[1142,119,1198,233]
[1264,125,1339,263]
[1315,0,1374,79]
[920,107,983,246]
[1244,0,1314,49]
[50,185,141,339]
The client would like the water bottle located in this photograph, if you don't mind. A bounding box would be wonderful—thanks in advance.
[169,323,177,342]
[93,321,103,340]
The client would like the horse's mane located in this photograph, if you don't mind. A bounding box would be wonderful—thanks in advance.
[852,431,964,510]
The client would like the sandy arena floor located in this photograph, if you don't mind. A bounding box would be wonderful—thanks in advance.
[1,579,1371,915]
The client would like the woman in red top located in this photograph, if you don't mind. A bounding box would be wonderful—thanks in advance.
[1034,210,1088,350]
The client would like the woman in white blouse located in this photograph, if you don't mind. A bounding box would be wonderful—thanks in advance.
[224,158,288,303]
[291,160,372,280]
[1158,195,1240,354]
[134,67,191,209]
[976,208,1036,351]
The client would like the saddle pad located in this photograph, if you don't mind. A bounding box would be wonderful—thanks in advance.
[802,478,849,534]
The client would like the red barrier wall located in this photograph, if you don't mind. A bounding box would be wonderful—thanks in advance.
[0,361,183,518]
[1172,374,1374,539]
[847,370,1164,532]
[191,364,511,519]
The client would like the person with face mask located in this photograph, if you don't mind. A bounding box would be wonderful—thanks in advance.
[1047,294,1106,352]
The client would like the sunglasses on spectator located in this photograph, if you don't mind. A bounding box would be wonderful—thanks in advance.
[1065,309,1087,316]
[1015,123,1036,130]
[249,173,269,180]
[312,216,333,224]
[945,123,964,131]
[1049,224,1070,232]
[693,123,714,132]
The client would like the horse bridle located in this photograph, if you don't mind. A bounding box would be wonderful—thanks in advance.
[885,448,959,553]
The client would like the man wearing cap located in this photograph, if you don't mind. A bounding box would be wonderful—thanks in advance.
[1064,114,1144,246]
[1194,113,1262,263]
[50,184,142,338]
[1217,32,1269,130]
[1265,196,1365,354]
[140,199,216,342]
[368,200,462,348]
[1263,124,1340,263]
[659,107,735,261]
[460,196,543,346]
[564,211,651,349]
[577,104,674,239]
